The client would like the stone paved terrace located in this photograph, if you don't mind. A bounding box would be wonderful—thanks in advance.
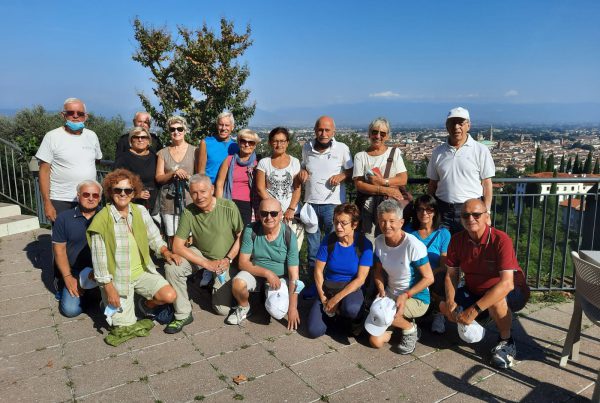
[0,228,598,403]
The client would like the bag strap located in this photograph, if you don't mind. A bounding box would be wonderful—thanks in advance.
[383,147,397,179]
[426,230,440,249]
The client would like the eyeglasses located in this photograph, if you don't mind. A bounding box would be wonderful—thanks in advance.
[260,210,280,218]
[239,139,256,146]
[271,140,288,144]
[416,207,435,214]
[63,110,86,118]
[334,220,352,227]
[461,212,486,220]
[131,135,149,140]
[169,127,185,133]
[448,118,469,127]
[113,187,134,195]
[81,192,100,199]
[370,130,387,137]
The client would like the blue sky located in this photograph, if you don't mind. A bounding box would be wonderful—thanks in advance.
[1,0,599,124]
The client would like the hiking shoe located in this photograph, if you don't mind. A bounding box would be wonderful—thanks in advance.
[431,313,446,334]
[396,325,421,355]
[491,338,516,369]
[199,270,213,287]
[164,314,193,334]
[225,305,251,325]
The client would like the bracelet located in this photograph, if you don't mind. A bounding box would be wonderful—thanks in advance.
[404,291,412,299]
[64,274,72,279]
[474,303,483,314]
[286,207,295,212]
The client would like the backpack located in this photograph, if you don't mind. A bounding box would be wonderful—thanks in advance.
[325,231,365,261]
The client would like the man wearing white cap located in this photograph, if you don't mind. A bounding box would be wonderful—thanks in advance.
[297,116,353,299]
[440,199,529,369]
[227,199,301,329]
[426,107,495,233]
[52,179,102,317]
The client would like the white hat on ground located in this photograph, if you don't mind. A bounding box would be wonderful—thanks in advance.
[365,297,397,336]
[265,279,289,320]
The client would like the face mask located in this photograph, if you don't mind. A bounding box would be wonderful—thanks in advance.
[65,120,85,131]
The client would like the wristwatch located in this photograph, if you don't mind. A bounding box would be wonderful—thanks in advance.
[473,303,483,314]
[226,256,233,264]
[385,179,390,187]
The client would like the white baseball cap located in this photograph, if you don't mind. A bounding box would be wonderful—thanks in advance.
[365,297,397,336]
[78,267,98,290]
[265,279,289,320]
[299,203,319,234]
[458,321,486,344]
[447,107,470,121]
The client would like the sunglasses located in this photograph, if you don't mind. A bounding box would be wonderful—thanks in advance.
[113,187,134,195]
[63,110,86,117]
[370,129,387,137]
[169,127,185,133]
[259,210,279,218]
[81,192,100,199]
[461,212,486,220]
[131,135,149,140]
[239,139,256,146]
[416,207,435,214]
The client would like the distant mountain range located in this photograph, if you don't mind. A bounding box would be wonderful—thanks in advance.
[250,101,600,127]
[2,102,599,127]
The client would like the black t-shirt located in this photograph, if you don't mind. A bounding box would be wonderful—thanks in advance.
[113,151,159,210]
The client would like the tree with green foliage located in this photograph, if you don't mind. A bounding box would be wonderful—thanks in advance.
[566,157,573,173]
[534,146,543,173]
[572,154,581,174]
[583,150,593,174]
[132,17,255,144]
[593,157,600,174]
[545,153,555,172]
[558,155,565,173]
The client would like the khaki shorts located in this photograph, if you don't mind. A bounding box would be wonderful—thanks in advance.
[101,271,169,327]
[234,270,286,293]
[386,290,429,319]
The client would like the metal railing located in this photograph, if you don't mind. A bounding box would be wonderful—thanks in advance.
[0,138,598,291]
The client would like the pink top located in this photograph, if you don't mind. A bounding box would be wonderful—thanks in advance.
[229,157,252,201]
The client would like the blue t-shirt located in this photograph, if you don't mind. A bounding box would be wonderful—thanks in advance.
[407,226,451,270]
[52,206,97,271]
[204,136,239,183]
[316,232,373,282]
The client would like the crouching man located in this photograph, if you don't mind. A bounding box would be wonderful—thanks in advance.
[440,198,530,369]
[227,199,300,330]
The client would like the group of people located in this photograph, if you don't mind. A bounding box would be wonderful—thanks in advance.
[38,98,529,370]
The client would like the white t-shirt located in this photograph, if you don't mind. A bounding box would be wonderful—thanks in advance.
[426,135,495,204]
[301,139,353,205]
[353,147,407,179]
[374,232,429,300]
[257,156,301,211]
[35,127,102,201]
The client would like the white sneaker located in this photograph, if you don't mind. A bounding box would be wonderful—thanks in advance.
[199,270,212,287]
[431,313,446,334]
[225,305,251,325]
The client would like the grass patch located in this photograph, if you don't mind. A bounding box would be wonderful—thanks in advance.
[240,344,250,349]
[139,375,149,383]
[233,394,244,400]
[218,374,227,381]
[320,395,330,402]
[528,291,573,304]
[181,362,191,368]
[66,381,74,388]
[194,396,205,401]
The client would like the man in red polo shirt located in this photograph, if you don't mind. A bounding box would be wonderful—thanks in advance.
[440,199,530,369]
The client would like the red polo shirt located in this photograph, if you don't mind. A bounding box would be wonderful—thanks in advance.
[446,226,526,295]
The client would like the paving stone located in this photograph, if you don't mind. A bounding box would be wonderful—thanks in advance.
[337,340,415,375]
[0,345,65,388]
[420,346,495,386]
[0,307,55,336]
[512,314,568,348]
[526,305,574,333]
[70,354,144,398]
[263,332,331,366]
[56,316,108,344]
[240,314,294,342]
[191,325,256,358]
[0,284,48,301]
[208,344,283,380]
[62,335,132,366]
[181,309,228,335]
[290,349,369,396]
[0,368,72,402]
[0,325,60,357]
[134,337,203,374]
[77,380,156,402]
[327,376,397,402]
[124,325,184,350]
[234,367,321,403]
[0,271,40,287]
[149,361,228,402]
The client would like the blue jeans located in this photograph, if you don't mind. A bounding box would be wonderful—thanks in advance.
[306,203,336,270]
[58,268,87,318]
